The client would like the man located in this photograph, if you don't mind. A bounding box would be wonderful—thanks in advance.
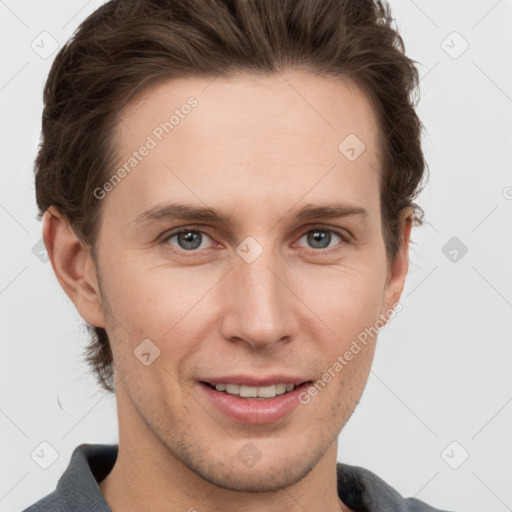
[26,0,452,510]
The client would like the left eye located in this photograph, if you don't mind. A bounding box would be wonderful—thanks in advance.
[165,230,214,251]
[297,228,344,250]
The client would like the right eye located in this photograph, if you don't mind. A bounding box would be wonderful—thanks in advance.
[163,228,215,252]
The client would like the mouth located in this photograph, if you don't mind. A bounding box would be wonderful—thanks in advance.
[198,379,313,424]
[201,381,307,399]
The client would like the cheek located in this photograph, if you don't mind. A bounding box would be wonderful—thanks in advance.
[294,262,387,342]
[100,258,222,372]
[101,254,211,329]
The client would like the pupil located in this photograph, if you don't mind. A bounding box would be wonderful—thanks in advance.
[308,230,330,249]
[179,231,201,250]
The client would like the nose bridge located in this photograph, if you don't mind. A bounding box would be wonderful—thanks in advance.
[220,238,293,348]
[241,248,282,310]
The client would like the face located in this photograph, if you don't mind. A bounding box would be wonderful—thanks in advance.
[70,70,409,492]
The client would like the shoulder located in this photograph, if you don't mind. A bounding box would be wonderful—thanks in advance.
[21,443,117,512]
[337,462,455,512]
[22,491,70,512]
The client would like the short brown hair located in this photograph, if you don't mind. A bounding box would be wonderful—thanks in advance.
[35,0,428,393]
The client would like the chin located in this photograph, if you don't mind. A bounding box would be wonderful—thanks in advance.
[200,456,318,493]
[172,436,327,493]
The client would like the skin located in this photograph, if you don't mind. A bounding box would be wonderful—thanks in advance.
[43,70,412,512]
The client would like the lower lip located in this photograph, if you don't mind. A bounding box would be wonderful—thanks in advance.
[198,382,310,425]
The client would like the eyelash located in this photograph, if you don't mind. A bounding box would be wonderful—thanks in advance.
[161,224,350,257]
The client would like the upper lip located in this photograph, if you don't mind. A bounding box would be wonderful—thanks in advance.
[201,375,311,387]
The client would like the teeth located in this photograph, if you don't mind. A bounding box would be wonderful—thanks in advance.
[256,385,276,398]
[240,385,259,397]
[225,384,239,395]
[276,383,287,394]
[213,383,296,398]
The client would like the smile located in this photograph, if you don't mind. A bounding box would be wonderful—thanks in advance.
[204,382,296,399]
[199,380,312,424]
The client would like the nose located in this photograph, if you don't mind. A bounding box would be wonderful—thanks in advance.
[218,243,297,350]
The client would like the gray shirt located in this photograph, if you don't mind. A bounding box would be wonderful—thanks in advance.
[23,444,452,511]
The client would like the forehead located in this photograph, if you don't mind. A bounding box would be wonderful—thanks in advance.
[108,70,381,219]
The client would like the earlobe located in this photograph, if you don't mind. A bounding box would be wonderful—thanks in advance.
[42,206,106,328]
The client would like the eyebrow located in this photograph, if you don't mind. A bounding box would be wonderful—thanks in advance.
[134,203,234,226]
[295,203,369,222]
[133,202,369,227]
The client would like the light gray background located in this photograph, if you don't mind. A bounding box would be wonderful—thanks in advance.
[1,1,511,510]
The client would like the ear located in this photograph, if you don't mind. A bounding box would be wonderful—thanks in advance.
[380,206,413,322]
[42,206,106,328]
